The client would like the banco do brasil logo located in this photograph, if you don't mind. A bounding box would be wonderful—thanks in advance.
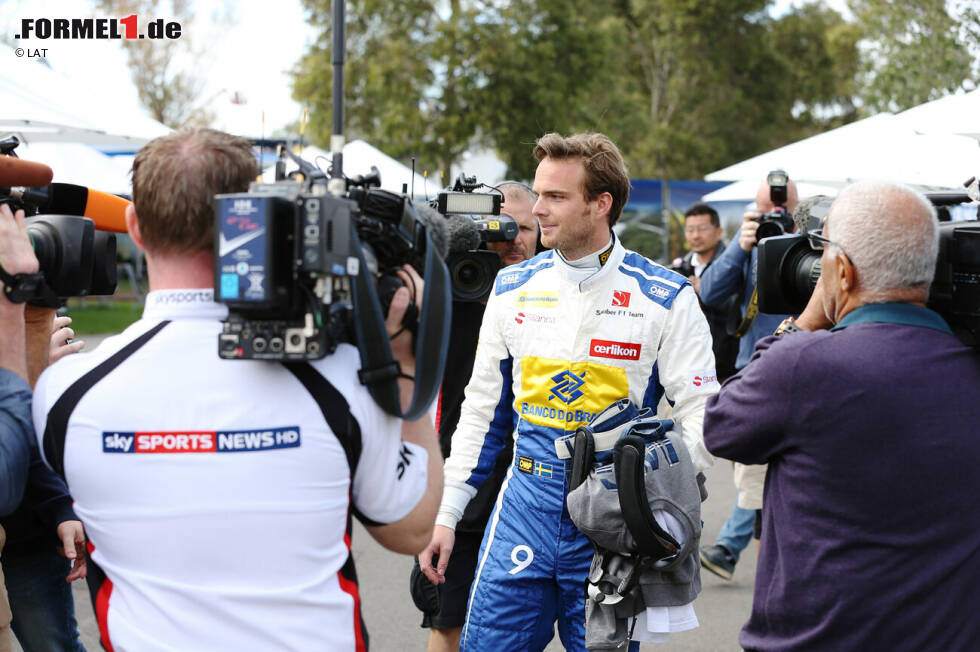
[548,370,586,403]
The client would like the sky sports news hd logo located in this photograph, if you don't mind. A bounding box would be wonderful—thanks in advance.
[13,15,181,52]
[102,428,300,454]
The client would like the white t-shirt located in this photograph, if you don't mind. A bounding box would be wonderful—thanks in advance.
[33,290,427,651]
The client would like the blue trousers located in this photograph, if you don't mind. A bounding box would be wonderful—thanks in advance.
[714,496,755,562]
[3,545,86,652]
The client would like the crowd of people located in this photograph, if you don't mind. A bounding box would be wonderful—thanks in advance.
[0,128,976,652]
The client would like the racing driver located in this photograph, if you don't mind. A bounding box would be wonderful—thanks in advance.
[419,132,717,651]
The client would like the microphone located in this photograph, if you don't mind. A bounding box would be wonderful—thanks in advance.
[0,155,54,188]
[12,183,131,233]
[415,203,449,259]
[446,214,481,253]
[793,194,833,234]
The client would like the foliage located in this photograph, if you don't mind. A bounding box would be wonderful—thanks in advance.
[95,0,217,128]
[850,0,980,112]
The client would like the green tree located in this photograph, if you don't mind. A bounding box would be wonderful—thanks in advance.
[95,0,219,128]
[850,0,980,112]
[293,0,611,181]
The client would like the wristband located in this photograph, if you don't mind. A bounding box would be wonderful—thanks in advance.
[773,316,801,337]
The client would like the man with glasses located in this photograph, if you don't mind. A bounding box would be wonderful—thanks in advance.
[697,178,799,580]
[702,180,980,651]
[677,203,737,381]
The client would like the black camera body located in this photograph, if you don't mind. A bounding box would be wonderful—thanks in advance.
[757,192,980,346]
[670,258,696,279]
[215,169,435,361]
[754,170,795,242]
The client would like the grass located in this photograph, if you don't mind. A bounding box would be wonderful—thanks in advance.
[64,298,143,335]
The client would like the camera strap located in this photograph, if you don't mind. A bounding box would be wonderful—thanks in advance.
[0,264,58,306]
[351,230,451,421]
[732,286,759,338]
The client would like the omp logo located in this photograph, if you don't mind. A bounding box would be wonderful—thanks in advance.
[518,456,534,474]
[612,290,631,307]
[548,370,586,403]
[590,339,641,360]
[648,285,671,300]
[692,372,718,388]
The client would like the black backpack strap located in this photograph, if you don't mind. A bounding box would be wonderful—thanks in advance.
[283,362,382,526]
[613,435,680,560]
[43,321,171,480]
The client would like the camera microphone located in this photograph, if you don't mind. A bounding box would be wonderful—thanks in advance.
[0,155,54,188]
[415,203,449,259]
[18,183,131,233]
[793,195,833,234]
[446,215,481,253]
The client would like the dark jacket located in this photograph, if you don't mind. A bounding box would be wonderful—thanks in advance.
[703,303,980,652]
[685,242,738,380]
[437,301,513,533]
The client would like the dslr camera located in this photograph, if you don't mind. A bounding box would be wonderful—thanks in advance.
[753,169,795,242]
[0,136,116,306]
[757,192,980,346]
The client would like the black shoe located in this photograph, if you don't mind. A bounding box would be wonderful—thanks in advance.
[700,544,736,580]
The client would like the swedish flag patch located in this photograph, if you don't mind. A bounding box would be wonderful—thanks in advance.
[533,461,553,478]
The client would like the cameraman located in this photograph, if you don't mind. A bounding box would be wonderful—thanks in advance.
[414,182,539,652]
[696,176,798,581]
[677,203,737,380]
[702,181,980,650]
[31,129,442,651]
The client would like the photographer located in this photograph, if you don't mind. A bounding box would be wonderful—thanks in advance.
[31,129,442,651]
[676,203,738,380]
[0,203,36,652]
[413,182,539,652]
[419,132,716,651]
[702,180,980,651]
[0,205,87,652]
[696,175,798,581]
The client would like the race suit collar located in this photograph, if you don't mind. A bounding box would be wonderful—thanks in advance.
[555,233,624,289]
[142,288,229,321]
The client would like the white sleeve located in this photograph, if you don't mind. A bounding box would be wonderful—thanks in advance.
[656,287,718,473]
[348,383,429,525]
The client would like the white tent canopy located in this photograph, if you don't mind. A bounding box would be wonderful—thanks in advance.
[14,142,131,195]
[895,88,980,140]
[263,140,429,197]
[0,44,170,146]
[702,179,840,203]
[706,113,980,190]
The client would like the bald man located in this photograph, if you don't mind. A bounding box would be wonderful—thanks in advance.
[703,181,980,651]
[696,176,799,580]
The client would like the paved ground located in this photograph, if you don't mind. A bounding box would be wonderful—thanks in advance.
[23,334,757,650]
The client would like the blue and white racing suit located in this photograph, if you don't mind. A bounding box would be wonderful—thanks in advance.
[438,238,718,651]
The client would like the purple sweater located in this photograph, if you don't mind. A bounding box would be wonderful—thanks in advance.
[703,303,980,651]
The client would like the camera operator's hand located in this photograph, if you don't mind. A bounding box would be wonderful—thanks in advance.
[386,264,423,381]
[50,315,85,363]
[795,275,835,331]
[738,211,761,252]
[0,203,40,300]
[419,525,455,586]
[57,519,87,582]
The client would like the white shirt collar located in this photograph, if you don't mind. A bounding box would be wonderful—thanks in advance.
[142,289,229,321]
